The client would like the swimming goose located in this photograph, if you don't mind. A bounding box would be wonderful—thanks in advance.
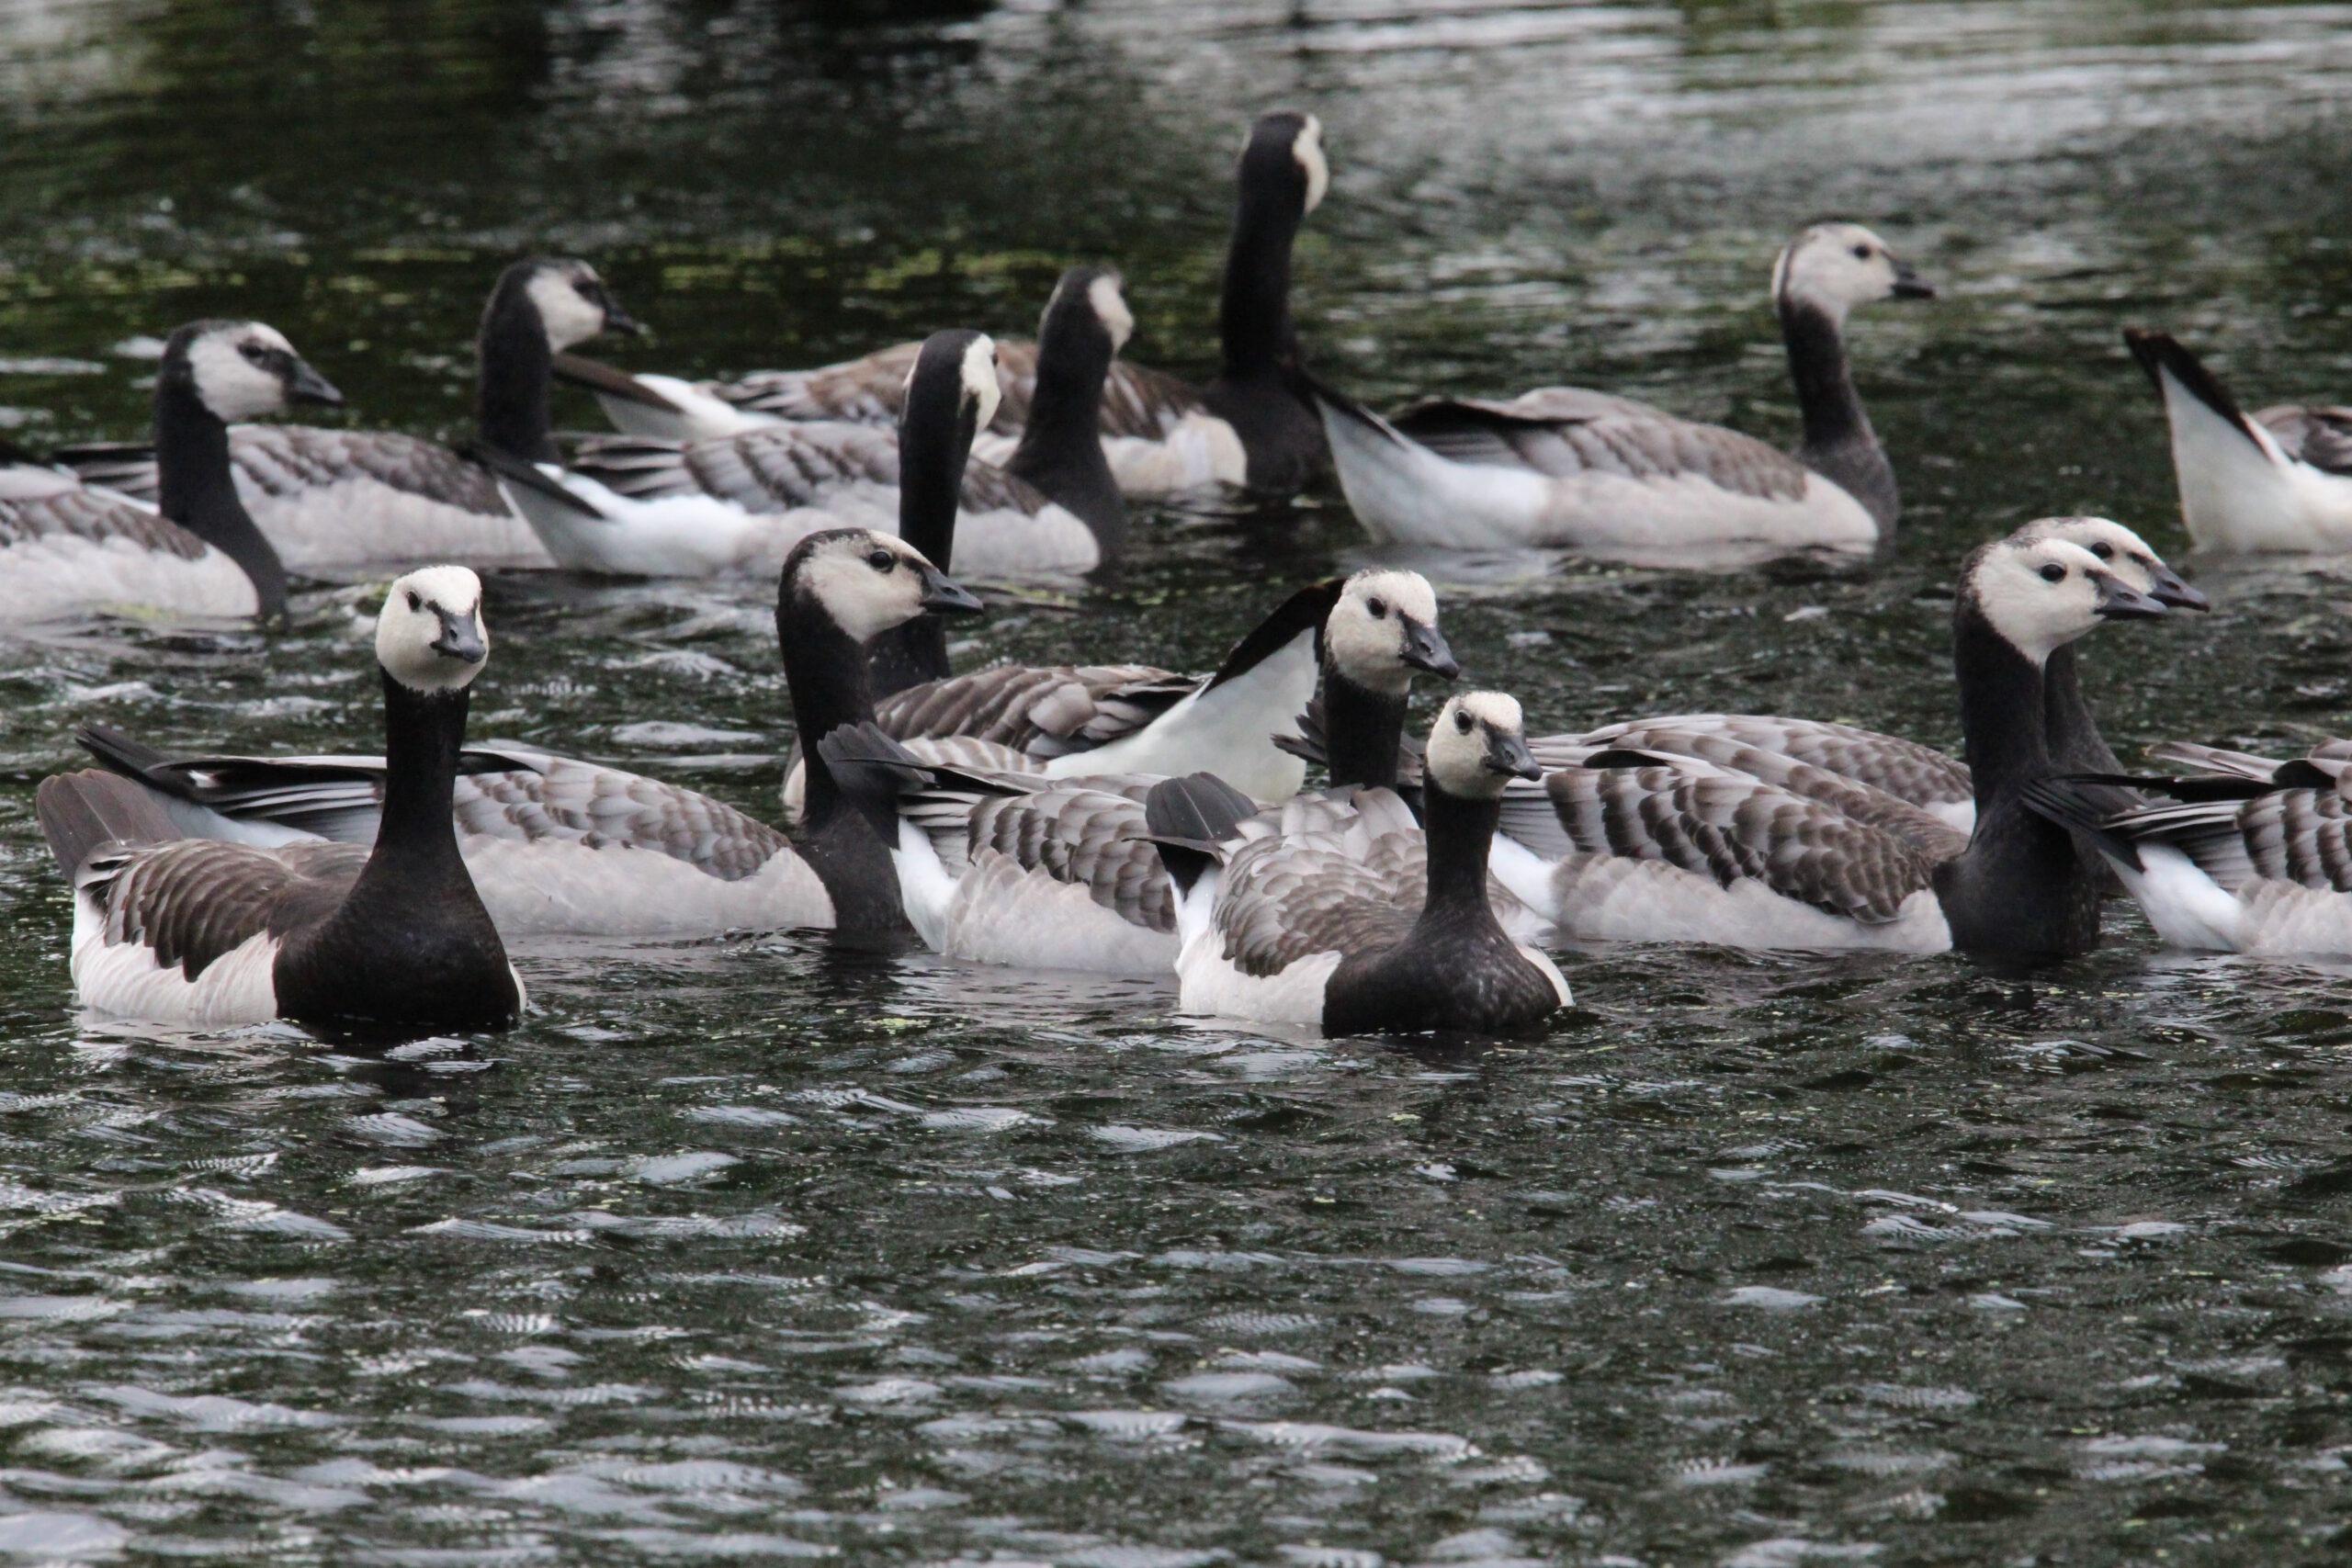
[1310,222,1931,553]
[560,110,1331,500]
[486,306,1119,580]
[1,321,344,624]
[68,528,985,945]
[1486,533,2168,958]
[1148,693,1568,1032]
[2124,327,2352,552]
[57,259,639,573]
[37,567,522,1031]
[814,570,1460,974]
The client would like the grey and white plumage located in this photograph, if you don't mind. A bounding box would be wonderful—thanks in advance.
[1311,222,1932,553]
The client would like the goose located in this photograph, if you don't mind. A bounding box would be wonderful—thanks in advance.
[36,567,522,1031]
[2123,327,2352,552]
[812,570,1460,974]
[65,528,985,945]
[556,110,1331,500]
[1307,222,1931,553]
[1146,693,1568,1032]
[1483,533,2169,958]
[0,321,344,624]
[484,299,1122,580]
[56,258,639,573]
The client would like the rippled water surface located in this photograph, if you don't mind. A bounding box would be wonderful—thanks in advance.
[8,2,2352,1563]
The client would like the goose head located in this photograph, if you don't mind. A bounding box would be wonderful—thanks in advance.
[1241,109,1329,217]
[1964,533,2168,667]
[901,328,1001,454]
[1324,570,1458,695]
[377,566,488,694]
[2017,515,2209,612]
[1772,222,1933,326]
[783,527,983,646]
[168,321,343,423]
[1036,265,1134,360]
[1426,692,1541,800]
[501,257,642,351]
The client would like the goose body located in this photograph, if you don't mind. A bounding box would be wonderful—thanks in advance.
[2126,327,2352,553]
[1152,694,1568,1032]
[1313,223,1930,553]
[39,568,523,1031]
[57,260,639,573]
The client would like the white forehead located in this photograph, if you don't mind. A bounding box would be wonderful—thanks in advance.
[526,265,605,351]
[1972,536,2113,661]
[799,531,931,643]
[2027,514,2156,559]
[1772,221,1896,302]
[1085,274,1134,354]
[377,565,487,691]
[960,334,1001,432]
[396,564,482,612]
[1340,569,1435,623]
[1453,690,1521,732]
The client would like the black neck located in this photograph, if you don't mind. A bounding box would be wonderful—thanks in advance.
[1322,669,1408,792]
[865,385,971,698]
[153,376,288,619]
[1006,313,1126,551]
[1781,295,1897,527]
[476,283,555,461]
[2041,643,2121,774]
[1412,781,1508,936]
[353,673,473,897]
[1952,603,2052,813]
[1219,175,1303,382]
[780,596,877,830]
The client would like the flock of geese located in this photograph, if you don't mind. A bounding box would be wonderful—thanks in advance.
[9,109,2352,1041]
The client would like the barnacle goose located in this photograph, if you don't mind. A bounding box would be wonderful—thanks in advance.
[1485,532,2169,958]
[1308,222,1931,553]
[2123,327,2352,552]
[58,259,639,573]
[1,321,343,624]
[1148,693,1568,1032]
[813,570,1460,975]
[37,567,523,1031]
[69,529,984,945]
[559,111,1331,501]
[485,294,1122,580]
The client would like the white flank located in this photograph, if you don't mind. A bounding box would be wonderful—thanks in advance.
[2158,368,2352,552]
[1102,413,1250,497]
[248,475,553,572]
[72,893,280,1025]
[1043,626,1317,802]
[464,834,833,938]
[944,498,1101,578]
[889,818,959,951]
[938,848,1178,976]
[0,532,256,623]
[2108,842,2248,952]
[497,467,870,578]
[1539,852,1952,953]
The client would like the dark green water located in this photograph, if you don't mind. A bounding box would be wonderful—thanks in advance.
[8,2,2352,1563]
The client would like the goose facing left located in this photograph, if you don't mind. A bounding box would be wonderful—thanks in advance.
[60,258,641,573]
[38,567,522,1032]
[1,320,342,624]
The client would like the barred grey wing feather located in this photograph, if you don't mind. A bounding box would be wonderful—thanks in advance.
[229,426,507,516]
[453,758,789,882]
[0,485,208,559]
[85,838,366,978]
[2256,404,2352,475]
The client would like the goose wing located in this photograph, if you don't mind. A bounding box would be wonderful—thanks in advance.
[1211,825,1422,976]
[569,424,900,511]
[875,664,1197,759]
[2095,789,2352,893]
[719,339,1199,443]
[49,443,163,506]
[48,428,509,516]
[0,479,209,560]
[2256,404,2352,476]
[944,784,1175,932]
[1570,714,1973,817]
[79,837,364,969]
[1385,397,1809,501]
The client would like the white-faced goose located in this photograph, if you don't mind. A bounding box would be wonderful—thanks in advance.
[2123,327,2352,552]
[1308,222,1930,553]
[38,567,522,1031]
[560,111,1331,501]
[1485,533,2169,958]
[810,570,1460,975]
[0,321,345,624]
[484,296,1122,580]
[57,259,639,573]
[1148,693,1568,1032]
[71,529,984,946]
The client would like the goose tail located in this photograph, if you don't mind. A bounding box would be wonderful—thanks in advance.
[37,770,181,878]
[2018,776,2144,873]
[1143,772,1256,899]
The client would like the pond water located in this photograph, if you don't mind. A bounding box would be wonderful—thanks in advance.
[6,2,2352,1563]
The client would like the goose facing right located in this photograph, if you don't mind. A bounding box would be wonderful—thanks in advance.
[1311,222,1931,553]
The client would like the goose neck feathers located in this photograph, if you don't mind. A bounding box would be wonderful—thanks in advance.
[1772,222,1928,531]
[869,331,993,697]
[155,321,306,621]
[1219,111,1320,383]
[1006,268,1129,552]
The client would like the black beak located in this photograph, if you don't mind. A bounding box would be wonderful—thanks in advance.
[2091,572,2168,621]
[288,359,344,407]
[1399,616,1462,681]
[1485,730,1543,782]
[2147,563,2211,613]
[918,566,984,616]
[431,607,487,663]
[1891,260,1935,300]
[602,299,647,337]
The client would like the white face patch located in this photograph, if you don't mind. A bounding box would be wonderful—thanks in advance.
[2020,515,2165,596]
[377,565,488,693]
[184,323,297,422]
[1085,274,1135,355]
[1969,537,2117,665]
[1324,569,1440,694]
[527,267,608,351]
[959,335,1002,434]
[797,531,935,645]
[1771,221,1905,323]
[1292,115,1329,214]
[1426,691,1525,798]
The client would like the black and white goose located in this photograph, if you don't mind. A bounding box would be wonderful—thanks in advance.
[1148,693,1568,1032]
[487,298,1123,580]
[1485,533,2168,958]
[0,321,344,624]
[2123,328,2352,553]
[817,570,1460,975]
[1309,222,1931,553]
[68,529,984,944]
[560,111,1331,501]
[59,259,639,573]
[37,567,523,1031]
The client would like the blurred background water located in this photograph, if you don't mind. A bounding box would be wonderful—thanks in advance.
[6,2,2352,1563]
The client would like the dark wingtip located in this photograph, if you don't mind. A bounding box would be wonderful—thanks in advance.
[36,769,179,877]
[550,352,683,412]
[2019,775,2144,873]
[1143,772,1256,897]
[458,440,605,518]
[2123,328,2263,448]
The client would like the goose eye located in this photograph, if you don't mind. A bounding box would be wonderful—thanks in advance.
[867,550,896,572]
[1851,243,1871,260]
[1453,710,1474,734]
[1366,598,1388,619]
[2039,562,2067,583]
[2089,542,2114,559]
[406,590,424,611]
